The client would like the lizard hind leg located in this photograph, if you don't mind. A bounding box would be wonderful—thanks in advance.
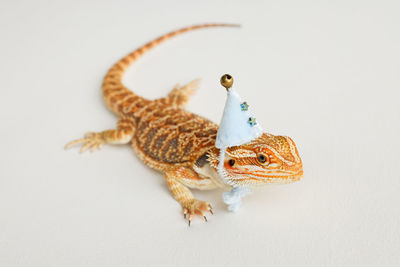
[65,117,135,153]
[167,79,200,108]
[164,167,214,226]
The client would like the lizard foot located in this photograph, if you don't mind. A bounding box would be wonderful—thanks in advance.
[168,79,200,108]
[174,79,200,97]
[65,132,105,153]
[182,199,213,226]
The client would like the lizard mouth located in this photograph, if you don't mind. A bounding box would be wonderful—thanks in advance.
[259,169,303,183]
[228,169,303,185]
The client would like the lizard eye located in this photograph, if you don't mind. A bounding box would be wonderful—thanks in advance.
[257,154,268,165]
[228,159,235,167]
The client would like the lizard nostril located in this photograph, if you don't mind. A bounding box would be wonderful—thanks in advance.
[228,159,235,167]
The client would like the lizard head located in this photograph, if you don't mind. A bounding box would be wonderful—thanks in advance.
[210,133,303,186]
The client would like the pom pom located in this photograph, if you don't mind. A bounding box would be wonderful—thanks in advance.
[223,187,251,212]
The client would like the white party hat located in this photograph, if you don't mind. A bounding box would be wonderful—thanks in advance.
[216,74,262,149]
[216,74,263,212]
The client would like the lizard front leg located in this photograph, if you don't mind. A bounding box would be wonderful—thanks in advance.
[164,167,213,226]
[65,117,135,152]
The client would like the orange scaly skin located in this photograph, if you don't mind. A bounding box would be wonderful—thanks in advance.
[66,24,303,225]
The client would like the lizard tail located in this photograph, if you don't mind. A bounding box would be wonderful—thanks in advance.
[102,23,240,115]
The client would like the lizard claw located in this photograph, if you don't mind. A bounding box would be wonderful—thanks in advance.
[65,132,105,153]
[182,199,213,226]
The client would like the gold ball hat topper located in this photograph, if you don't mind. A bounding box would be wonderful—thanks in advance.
[220,74,233,90]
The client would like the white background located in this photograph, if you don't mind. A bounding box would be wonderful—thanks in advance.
[1,0,399,266]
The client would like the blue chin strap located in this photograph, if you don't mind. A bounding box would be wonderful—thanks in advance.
[218,147,251,212]
[223,187,251,212]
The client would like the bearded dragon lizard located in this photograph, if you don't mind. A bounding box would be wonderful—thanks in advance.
[66,24,303,225]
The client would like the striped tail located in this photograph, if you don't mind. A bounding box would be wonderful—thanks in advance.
[102,23,240,115]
